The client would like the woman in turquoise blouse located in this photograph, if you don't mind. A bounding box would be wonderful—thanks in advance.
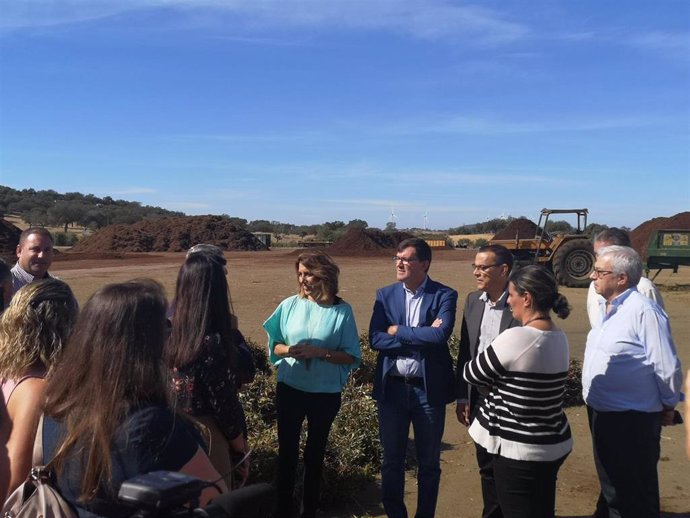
[264,250,361,518]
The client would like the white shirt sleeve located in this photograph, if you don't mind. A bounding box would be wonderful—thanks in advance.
[586,281,603,328]
[637,276,665,309]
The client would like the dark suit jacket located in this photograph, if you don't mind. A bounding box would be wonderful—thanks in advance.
[369,277,458,407]
[455,289,520,411]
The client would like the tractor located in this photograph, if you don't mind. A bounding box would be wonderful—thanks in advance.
[489,208,595,288]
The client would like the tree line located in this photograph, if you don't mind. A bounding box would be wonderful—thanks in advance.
[0,186,183,232]
[1,186,611,238]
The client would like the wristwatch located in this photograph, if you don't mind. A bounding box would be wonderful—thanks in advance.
[324,350,332,361]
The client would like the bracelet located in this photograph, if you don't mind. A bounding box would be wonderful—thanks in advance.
[323,350,332,361]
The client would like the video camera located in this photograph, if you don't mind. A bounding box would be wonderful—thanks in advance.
[118,471,274,517]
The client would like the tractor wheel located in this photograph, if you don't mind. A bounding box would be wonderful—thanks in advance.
[552,239,594,288]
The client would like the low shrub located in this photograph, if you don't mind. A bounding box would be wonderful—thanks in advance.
[239,331,582,510]
[474,238,489,247]
[564,358,584,407]
[54,231,79,246]
[239,341,382,505]
[244,336,271,374]
[321,380,381,505]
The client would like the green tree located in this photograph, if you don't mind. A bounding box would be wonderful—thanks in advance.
[346,219,368,229]
[48,201,86,232]
[21,208,48,227]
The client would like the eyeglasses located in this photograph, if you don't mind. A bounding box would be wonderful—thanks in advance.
[592,268,614,278]
[472,263,501,272]
[393,256,418,265]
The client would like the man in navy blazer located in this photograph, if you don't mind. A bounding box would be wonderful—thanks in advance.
[455,244,519,518]
[370,238,458,518]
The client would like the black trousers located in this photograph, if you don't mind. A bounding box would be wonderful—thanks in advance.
[475,443,503,518]
[493,453,567,518]
[587,406,661,518]
[471,393,503,518]
[275,382,341,518]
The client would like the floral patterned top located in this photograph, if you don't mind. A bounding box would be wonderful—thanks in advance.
[172,333,246,441]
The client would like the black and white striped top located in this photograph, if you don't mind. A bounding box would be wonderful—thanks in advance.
[463,326,572,461]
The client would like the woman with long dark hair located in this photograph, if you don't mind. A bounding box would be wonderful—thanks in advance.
[463,265,572,518]
[166,253,249,490]
[42,280,223,515]
[264,250,361,518]
[0,279,77,503]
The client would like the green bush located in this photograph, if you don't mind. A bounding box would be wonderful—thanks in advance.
[564,358,584,407]
[54,232,79,246]
[239,336,382,505]
[320,380,381,506]
[244,337,271,374]
[239,373,280,484]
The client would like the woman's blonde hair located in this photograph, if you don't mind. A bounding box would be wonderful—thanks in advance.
[0,279,78,379]
[295,250,340,304]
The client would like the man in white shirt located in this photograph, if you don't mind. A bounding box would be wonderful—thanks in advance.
[583,245,682,518]
[587,228,663,328]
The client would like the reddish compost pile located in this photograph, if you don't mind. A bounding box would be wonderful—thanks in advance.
[71,216,268,253]
[630,211,690,259]
[327,228,415,257]
[491,218,539,240]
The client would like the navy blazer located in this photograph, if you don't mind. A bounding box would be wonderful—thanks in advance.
[369,277,458,407]
[455,289,520,409]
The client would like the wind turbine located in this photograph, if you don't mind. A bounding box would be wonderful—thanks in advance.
[423,211,428,230]
[388,207,398,227]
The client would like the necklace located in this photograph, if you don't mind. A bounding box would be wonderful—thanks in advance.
[523,315,551,326]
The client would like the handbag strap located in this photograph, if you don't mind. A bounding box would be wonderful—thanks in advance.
[32,413,45,467]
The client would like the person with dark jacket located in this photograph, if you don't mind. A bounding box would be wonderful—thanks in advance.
[370,238,457,518]
[455,244,519,518]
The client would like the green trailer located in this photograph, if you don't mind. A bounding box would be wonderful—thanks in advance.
[645,229,690,279]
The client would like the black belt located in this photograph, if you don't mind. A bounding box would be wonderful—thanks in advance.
[388,375,424,387]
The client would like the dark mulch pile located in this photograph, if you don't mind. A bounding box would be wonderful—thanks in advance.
[327,228,415,257]
[71,215,268,253]
[491,218,539,240]
[0,219,21,257]
[629,211,690,259]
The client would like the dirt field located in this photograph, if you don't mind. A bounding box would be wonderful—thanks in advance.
[52,249,690,518]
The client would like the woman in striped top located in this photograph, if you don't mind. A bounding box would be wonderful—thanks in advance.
[463,265,572,518]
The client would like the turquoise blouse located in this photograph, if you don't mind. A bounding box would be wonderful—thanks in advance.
[263,295,361,393]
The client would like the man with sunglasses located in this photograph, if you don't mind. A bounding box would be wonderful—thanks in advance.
[369,238,457,518]
[455,244,519,518]
[584,245,682,518]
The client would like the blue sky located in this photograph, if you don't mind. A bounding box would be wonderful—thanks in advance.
[0,1,688,230]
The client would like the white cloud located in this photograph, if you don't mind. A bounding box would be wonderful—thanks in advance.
[628,30,690,58]
[166,131,328,144]
[1,0,529,45]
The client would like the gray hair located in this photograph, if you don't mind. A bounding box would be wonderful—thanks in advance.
[597,245,643,286]
[594,227,631,247]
